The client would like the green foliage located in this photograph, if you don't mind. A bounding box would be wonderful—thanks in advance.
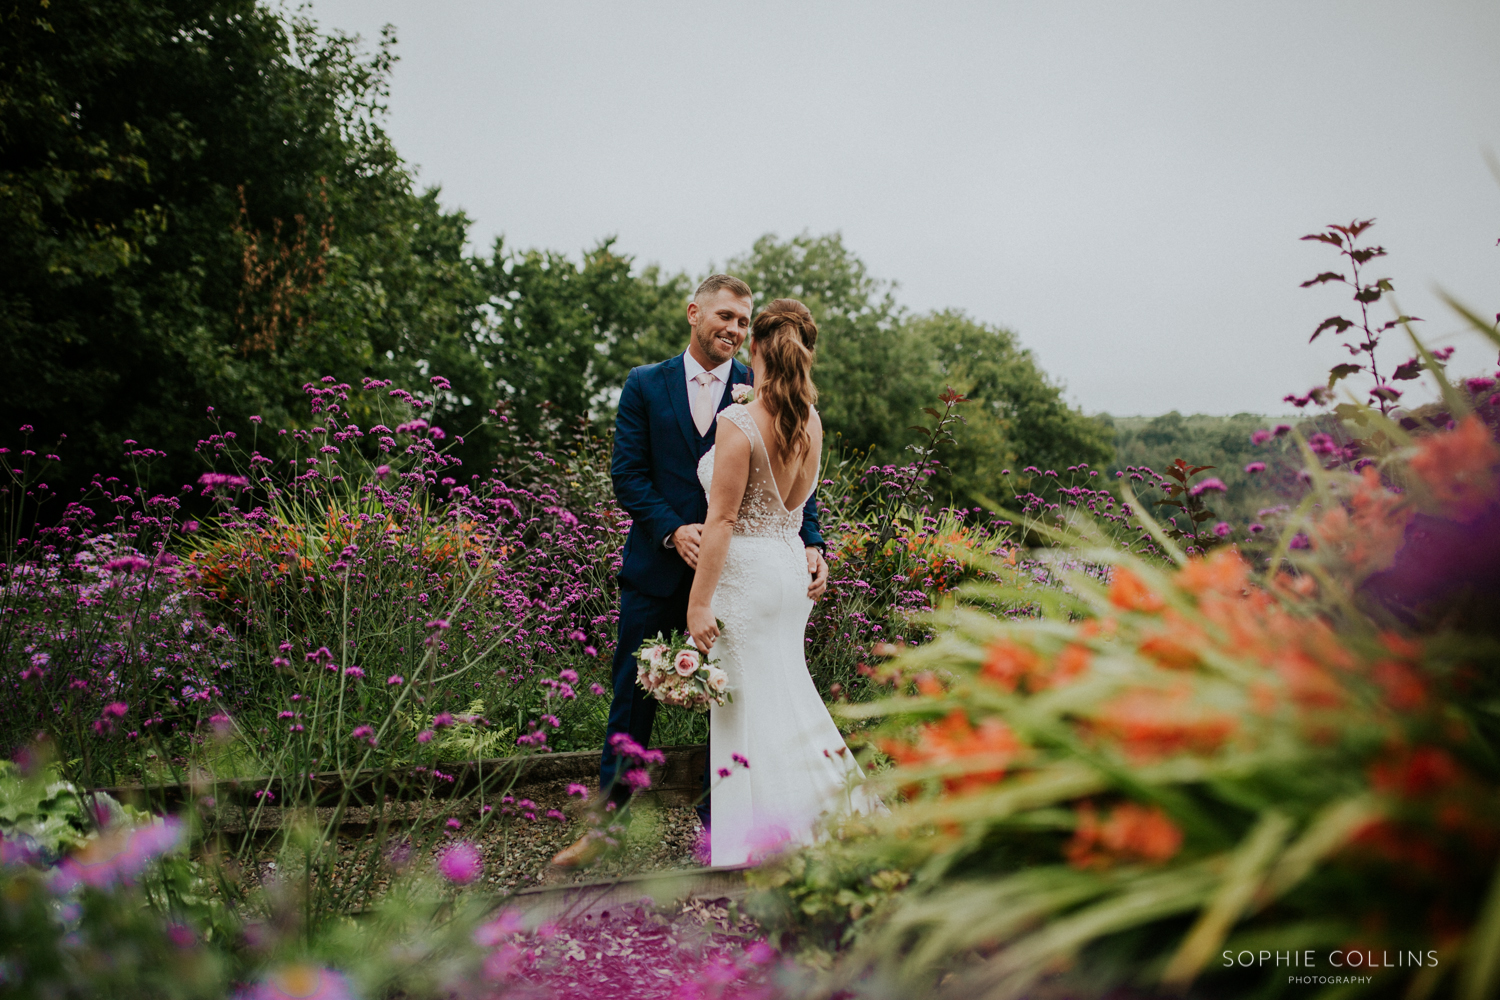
[1107,412,1309,525]
[728,232,931,463]
[0,2,492,490]
[917,309,1114,504]
[728,234,1113,505]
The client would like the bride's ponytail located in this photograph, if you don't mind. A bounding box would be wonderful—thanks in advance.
[750,299,819,461]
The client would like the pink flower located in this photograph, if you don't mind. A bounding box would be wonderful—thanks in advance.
[446,818,462,830]
[566,783,589,798]
[432,712,455,729]
[473,908,524,947]
[52,819,183,892]
[1188,477,1227,497]
[238,964,355,1000]
[350,725,376,746]
[590,682,607,696]
[436,840,483,885]
[732,753,750,769]
[623,768,652,791]
[674,648,701,677]
[387,675,403,685]
[342,666,364,679]
[1244,462,1266,474]
[416,730,435,743]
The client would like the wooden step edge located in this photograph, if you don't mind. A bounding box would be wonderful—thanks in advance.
[505,865,754,928]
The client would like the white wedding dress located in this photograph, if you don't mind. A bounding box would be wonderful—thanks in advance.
[698,404,879,867]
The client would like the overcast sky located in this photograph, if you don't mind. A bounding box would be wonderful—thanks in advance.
[305,0,1499,416]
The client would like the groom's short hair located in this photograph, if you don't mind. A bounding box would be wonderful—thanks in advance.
[694,274,752,302]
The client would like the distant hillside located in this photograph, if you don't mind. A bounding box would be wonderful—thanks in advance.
[1100,412,1313,527]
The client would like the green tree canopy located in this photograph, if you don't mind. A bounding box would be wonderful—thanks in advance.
[0,1,491,488]
[727,233,1113,505]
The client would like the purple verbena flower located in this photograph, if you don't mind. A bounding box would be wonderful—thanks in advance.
[436,840,483,885]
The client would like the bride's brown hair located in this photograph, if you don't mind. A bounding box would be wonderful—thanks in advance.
[750,298,819,461]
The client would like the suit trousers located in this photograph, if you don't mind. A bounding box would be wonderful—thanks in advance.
[601,576,711,825]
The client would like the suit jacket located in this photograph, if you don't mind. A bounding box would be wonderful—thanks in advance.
[612,353,824,597]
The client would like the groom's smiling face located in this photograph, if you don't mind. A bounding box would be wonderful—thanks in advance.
[687,289,751,367]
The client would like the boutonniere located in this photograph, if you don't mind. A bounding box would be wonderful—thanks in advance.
[730,383,755,404]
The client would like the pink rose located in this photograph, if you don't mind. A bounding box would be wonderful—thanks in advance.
[704,666,729,693]
[674,648,700,677]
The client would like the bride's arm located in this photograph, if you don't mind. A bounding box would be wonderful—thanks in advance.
[686,421,751,653]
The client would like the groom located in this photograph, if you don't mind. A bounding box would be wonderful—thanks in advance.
[551,274,828,868]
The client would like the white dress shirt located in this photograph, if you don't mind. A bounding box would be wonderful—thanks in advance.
[683,349,734,418]
[665,350,735,549]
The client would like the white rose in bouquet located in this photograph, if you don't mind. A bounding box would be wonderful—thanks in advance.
[704,666,729,693]
[673,648,701,677]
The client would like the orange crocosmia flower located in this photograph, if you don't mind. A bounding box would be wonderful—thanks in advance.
[1137,612,1204,671]
[1379,632,1422,661]
[1369,745,1459,799]
[1109,567,1165,613]
[1370,659,1427,712]
[1176,548,1250,598]
[1270,650,1345,709]
[1066,801,1183,869]
[980,640,1043,692]
[1093,683,1237,761]
[1313,467,1413,575]
[915,673,945,697]
[1053,644,1092,685]
[885,710,1024,795]
[1409,414,1500,520]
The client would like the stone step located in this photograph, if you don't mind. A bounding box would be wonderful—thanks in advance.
[508,864,753,927]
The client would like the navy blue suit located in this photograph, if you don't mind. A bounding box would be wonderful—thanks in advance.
[602,353,823,818]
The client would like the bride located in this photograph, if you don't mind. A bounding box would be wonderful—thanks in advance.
[686,298,879,867]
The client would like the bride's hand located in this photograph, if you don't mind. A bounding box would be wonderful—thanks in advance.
[686,604,718,653]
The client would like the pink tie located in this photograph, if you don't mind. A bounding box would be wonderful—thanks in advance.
[692,372,716,436]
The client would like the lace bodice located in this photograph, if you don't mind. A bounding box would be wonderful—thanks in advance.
[697,405,807,540]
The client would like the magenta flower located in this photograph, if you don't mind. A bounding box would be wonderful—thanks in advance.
[1249,523,1265,534]
[717,767,731,778]
[1274,424,1292,436]
[237,964,355,1000]
[351,725,376,746]
[375,464,391,478]
[1213,522,1231,538]
[342,666,364,679]
[436,840,483,885]
[1250,429,1273,445]
[446,818,462,830]
[387,675,404,685]
[198,472,250,490]
[1244,462,1266,474]
[1188,478,1226,497]
[623,768,651,791]
[566,783,589,798]
[590,683,607,696]
[432,712,455,729]
[103,556,151,575]
[417,730,435,744]
[1308,433,1338,456]
[732,753,750,769]
[52,818,183,892]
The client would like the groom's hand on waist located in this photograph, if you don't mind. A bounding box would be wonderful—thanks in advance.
[667,523,703,568]
[806,546,829,600]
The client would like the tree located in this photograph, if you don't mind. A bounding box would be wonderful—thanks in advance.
[727,234,1113,505]
[727,232,934,460]
[478,239,691,439]
[915,310,1114,503]
[0,2,492,488]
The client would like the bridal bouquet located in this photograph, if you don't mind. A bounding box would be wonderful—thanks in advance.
[634,631,732,712]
